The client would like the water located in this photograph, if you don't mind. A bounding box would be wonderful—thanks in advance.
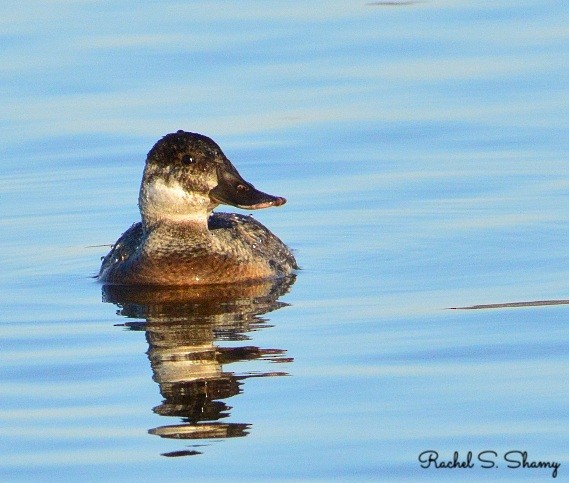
[1,1,568,480]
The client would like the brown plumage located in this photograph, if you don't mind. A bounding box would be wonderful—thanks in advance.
[98,131,297,286]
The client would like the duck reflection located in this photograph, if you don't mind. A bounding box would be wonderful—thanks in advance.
[102,275,295,456]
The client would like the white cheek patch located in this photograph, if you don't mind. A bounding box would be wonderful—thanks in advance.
[143,178,209,220]
[148,178,190,207]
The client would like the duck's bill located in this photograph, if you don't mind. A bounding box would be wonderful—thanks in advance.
[209,161,286,210]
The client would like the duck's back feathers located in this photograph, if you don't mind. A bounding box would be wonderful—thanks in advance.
[98,213,296,286]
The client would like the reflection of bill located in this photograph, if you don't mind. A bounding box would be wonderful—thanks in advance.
[102,275,296,456]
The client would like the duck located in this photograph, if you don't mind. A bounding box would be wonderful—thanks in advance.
[98,130,297,286]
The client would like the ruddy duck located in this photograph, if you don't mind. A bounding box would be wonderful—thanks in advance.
[98,130,297,286]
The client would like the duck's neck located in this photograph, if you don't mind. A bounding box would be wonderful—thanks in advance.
[138,177,213,231]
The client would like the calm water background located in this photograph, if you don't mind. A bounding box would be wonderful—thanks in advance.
[1,1,569,481]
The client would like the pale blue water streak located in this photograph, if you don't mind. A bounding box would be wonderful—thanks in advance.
[1,1,569,481]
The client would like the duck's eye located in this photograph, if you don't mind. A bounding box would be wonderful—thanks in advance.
[181,154,195,165]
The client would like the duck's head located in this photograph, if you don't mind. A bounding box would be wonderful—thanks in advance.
[138,130,286,227]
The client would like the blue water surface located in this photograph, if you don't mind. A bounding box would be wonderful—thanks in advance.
[1,1,568,481]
